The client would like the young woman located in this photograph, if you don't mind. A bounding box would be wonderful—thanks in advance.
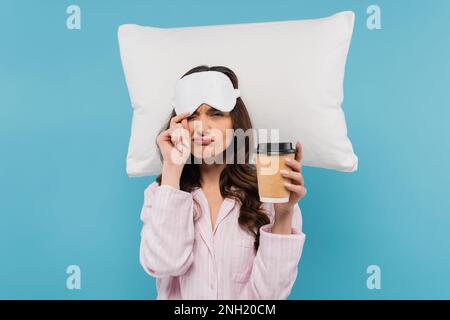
[139,65,307,299]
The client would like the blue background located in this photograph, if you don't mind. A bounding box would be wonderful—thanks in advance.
[1,0,449,299]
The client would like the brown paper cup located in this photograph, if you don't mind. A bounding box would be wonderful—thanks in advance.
[255,142,296,203]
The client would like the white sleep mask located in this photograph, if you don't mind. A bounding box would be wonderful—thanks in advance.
[171,70,241,115]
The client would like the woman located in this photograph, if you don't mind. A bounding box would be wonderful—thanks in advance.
[139,65,307,299]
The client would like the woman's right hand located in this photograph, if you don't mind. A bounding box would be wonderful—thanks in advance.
[156,112,192,170]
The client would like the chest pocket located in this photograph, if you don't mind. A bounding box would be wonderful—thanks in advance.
[232,237,256,283]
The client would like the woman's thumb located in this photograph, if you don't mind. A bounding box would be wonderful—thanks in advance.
[181,118,188,130]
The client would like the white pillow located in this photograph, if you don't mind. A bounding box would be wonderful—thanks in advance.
[118,11,358,177]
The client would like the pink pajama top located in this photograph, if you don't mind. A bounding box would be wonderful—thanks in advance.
[139,181,306,299]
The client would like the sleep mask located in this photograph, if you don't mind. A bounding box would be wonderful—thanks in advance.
[171,70,241,115]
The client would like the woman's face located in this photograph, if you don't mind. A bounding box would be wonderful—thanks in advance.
[187,103,234,162]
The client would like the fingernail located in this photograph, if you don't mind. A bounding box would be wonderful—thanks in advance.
[284,182,291,186]
[280,169,289,175]
[285,158,291,162]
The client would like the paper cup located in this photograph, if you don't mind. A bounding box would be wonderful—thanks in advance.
[255,142,296,203]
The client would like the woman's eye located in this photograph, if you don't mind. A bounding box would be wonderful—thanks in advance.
[213,112,223,117]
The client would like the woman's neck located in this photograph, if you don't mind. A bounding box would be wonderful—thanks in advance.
[199,163,226,189]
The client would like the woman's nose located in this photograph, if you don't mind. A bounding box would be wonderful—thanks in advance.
[192,115,212,131]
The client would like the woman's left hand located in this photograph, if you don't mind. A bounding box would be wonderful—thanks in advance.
[274,142,307,217]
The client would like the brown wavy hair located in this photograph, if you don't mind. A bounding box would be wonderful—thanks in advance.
[155,65,270,252]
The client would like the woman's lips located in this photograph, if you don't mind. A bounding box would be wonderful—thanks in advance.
[193,137,214,146]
